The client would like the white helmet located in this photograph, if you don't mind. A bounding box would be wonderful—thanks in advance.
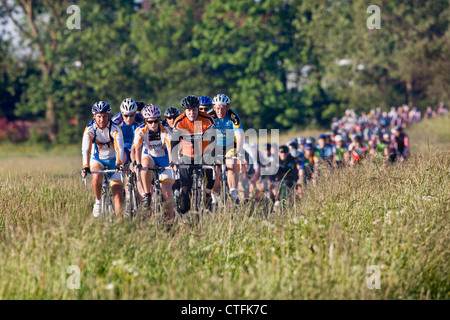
[335,135,343,142]
[213,93,230,106]
[120,98,137,113]
[142,104,161,118]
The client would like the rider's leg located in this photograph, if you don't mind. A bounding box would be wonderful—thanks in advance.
[161,181,175,220]
[91,164,104,201]
[111,182,124,216]
[226,158,238,198]
[179,158,193,214]
[141,156,155,194]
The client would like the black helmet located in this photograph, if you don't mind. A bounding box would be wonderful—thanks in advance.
[164,107,180,118]
[135,101,145,112]
[287,139,298,149]
[279,145,289,153]
[352,134,363,142]
[181,95,200,109]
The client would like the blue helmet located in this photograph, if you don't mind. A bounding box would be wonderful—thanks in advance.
[199,95,212,106]
[92,101,111,114]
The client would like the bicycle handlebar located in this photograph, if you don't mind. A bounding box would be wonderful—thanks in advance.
[214,155,244,174]
[174,164,216,180]
[82,169,124,185]
[91,170,120,174]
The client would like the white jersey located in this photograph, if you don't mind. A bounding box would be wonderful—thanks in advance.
[133,123,172,158]
[82,120,125,168]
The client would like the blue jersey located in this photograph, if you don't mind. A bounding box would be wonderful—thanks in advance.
[208,108,244,147]
[112,112,144,126]
[315,144,335,160]
[112,113,141,150]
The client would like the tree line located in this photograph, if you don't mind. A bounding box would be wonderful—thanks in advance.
[0,0,449,143]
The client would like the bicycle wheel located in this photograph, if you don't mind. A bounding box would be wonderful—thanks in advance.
[152,187,162,219]
[221,177,228,209]
[125,181,132,218]
[101,191,107,221]
[192,173,199,212]
[107,189,115,222]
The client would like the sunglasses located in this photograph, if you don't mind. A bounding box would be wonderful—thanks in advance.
[146,119,159,124]
[123,114,136,117]
[166,117,176,120]
[199,108,210,112]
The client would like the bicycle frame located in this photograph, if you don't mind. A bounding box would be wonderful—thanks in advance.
[124,164,139,219]
[138,165,171,220]
[176,164,216,215]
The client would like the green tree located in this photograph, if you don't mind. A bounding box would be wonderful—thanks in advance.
[193,0,297,129]
[130,0,211,109]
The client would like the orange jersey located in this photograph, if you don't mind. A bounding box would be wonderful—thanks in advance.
[173,112,215,157]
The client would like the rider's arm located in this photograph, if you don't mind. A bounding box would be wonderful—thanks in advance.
[163,126,173,164]
[81,126,94,169]
[170,127,182,164]
[132,127,144,165]
[203,123,217,161]
[112,125,125,166]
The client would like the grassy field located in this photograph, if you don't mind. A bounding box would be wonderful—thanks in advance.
[0,116,448,299]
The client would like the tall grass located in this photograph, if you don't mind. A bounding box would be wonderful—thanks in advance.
[0,116,448,299]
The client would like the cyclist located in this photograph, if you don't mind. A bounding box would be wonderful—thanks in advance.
[391,125,410,162]
[171,95,217,217]
[112,98,141,164]
[112,98,144,125]
[209,93,245,204]
[316,134,335,167]
[81,101,125,218]
[163,107,180,131]
[135,101,146,124]
[272,145,299,202]
[303,143,319,185]
[333,134,349,168]
[287,139,304,197]
[134,104,175,222]
[297,137,306,155]
[348,134,368,165]
[256,143,276,201]
[199,95,213,114]
[163,106,181,208]
[369,133,389,164]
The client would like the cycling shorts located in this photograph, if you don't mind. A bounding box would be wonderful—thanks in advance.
[142,148,174,183]
[90,158,123,186]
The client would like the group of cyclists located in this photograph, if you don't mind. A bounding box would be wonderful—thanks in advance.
[81,96,446,224]
[81,94,245,224]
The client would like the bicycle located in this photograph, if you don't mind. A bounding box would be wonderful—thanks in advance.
[124,163,140,220]
[175,164,216,219]
[137,165,171,220]
[83,169,123,222]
